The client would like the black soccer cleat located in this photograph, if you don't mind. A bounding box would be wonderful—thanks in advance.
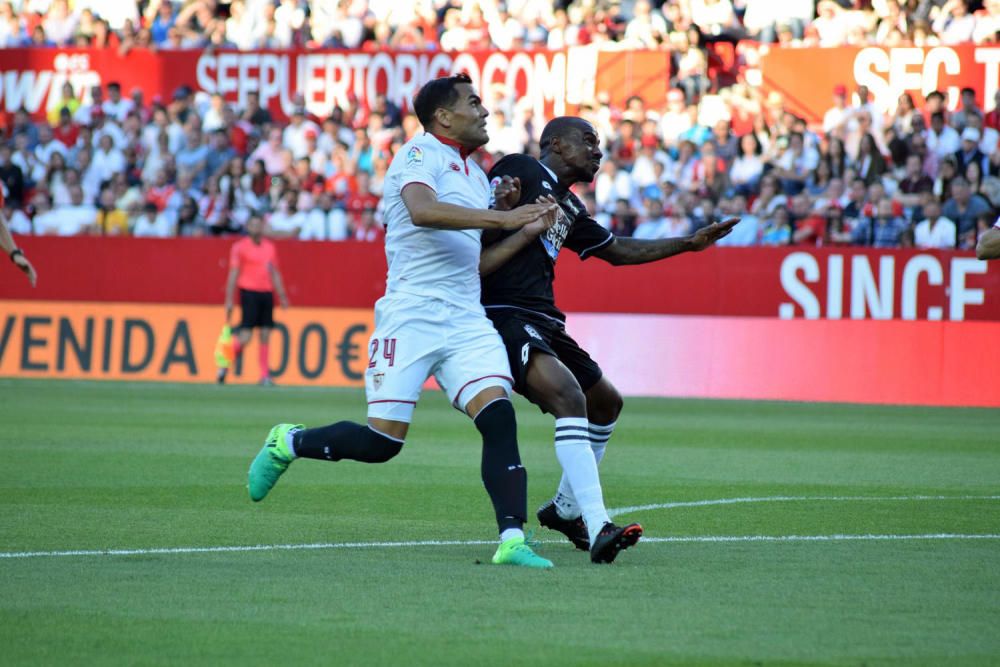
[589,522,643,564]
[536,500,590,551]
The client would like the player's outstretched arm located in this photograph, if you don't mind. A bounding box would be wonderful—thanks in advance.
[976,228,1000,260]
[480,195,559,276]
[0,211,36,287]
[402,183,556,231]
[595,218,740,266]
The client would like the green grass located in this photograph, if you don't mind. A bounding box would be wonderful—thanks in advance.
[1,379,998,666]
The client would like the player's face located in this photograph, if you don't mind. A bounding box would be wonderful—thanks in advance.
[446,83,490,149]
[561,124,603,183]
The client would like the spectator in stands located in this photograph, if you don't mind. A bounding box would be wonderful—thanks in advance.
[94,186,130,236]
[942,176,994,237]
[729,133,764,196]
[851,198,909,247]
[632,198,671,239]
[759,205,792,245]
[954,127,988,175]
[926,111,961,160]
[914,194,958,249]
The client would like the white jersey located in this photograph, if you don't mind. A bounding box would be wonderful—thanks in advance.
[381,133,492,310]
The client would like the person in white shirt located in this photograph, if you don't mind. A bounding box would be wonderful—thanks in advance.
[244,73,559,569]
[632,198,672,239]
[267,189,305,239]
[299,192,349,241]
[822,84,852,136]
[282,107,320,159]
[925,111,962,160]
[91,134,126,184]
[101,82,134,123]
[913,195,958,249]
[131,202,175,238]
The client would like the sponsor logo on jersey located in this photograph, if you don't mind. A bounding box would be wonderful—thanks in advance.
[539,208,571,260]
[523,324,543,340]
[448,162,461,172]
[521,343,531,366]
[406,146,423,165]
[541,180,552,190]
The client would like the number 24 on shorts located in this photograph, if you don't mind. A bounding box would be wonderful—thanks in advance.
[368,338,397,369]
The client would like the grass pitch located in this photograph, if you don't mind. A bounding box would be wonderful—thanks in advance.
[1,379,998,666]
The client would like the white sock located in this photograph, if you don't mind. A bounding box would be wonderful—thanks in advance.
[589,421,616,465]
[500,527,524,543]
[552,421,617,517]
[553,417,610,545]
[284,429,299,459]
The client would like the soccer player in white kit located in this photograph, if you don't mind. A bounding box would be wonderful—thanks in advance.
[246,73,559,568]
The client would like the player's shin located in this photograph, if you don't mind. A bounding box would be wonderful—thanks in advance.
[474,398,527,540]
[551,420,616,518]
[292,422,403,463]
[553,417,610,546]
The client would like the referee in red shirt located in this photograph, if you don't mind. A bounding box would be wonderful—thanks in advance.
[221,214,290,385]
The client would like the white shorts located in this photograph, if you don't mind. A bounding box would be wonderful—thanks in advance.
[365,294,513,423]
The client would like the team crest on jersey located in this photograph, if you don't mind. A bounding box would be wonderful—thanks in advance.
[523,324,542,340]
[372,372,384,390]
[406,146,423,165]
[448,162,461,172]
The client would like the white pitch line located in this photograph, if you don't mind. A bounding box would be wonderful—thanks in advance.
[607,494,1000,517]
[3,495,999,560]
[2,534,999,560]
[641,534,1000,544]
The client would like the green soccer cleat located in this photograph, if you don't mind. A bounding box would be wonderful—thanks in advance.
[491,536,554,569]
[247,423,302,502]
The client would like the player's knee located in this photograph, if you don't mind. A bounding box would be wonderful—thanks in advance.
[588,382,624,423]
[362,428,404,463]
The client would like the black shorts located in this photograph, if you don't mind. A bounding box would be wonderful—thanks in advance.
[486,307,603,399]
[239,289,274,328]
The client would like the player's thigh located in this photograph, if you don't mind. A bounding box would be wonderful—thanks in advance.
[365,298,444,424]
[436,310,513,413]
[523,351,587,417]
[548,326,604,396]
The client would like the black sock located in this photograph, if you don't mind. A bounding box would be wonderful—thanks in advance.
[293,422,403,463]
[474,399,526,534]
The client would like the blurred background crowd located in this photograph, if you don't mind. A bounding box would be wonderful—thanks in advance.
[0,0,998,248]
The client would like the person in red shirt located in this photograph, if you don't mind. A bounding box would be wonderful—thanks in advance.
[52,107,80,148]
[221,214,290,385]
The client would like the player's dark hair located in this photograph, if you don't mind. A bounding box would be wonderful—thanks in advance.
[412,72,473,129]
[539,116,591,155]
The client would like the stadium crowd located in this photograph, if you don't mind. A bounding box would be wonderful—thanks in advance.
[0,0,998,248]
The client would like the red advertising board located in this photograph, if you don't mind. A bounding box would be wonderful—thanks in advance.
[0,47,669,123]
[2,239,997,405]
[1,238,998,322]
[760,45,1000,125]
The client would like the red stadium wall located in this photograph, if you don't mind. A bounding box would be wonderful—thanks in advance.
[1,238,998,406]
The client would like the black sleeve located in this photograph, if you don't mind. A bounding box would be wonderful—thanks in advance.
[563,193,613,259]
[488,154,545,208]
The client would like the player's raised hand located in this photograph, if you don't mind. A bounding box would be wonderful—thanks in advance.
[497,200,559,231]
[520,195,559,239]
[689,217,740,251]
[492,175,521,211]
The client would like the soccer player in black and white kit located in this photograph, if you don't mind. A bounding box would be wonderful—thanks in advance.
[480,117,738,563]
